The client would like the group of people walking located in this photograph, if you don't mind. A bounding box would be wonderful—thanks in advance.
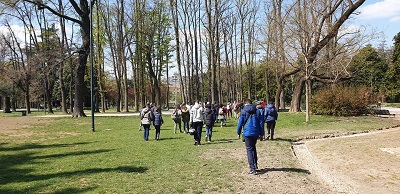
[169,101,235,144]
[139,99,279,175]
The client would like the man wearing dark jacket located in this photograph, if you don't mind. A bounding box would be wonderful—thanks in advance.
[204,103,215,142]
[237,99,265,175]
[265,102,278,140]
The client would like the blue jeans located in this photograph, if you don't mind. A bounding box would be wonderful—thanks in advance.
[183,121,189,132]
[206,125,213,141]
[192,121,203,144]
[244,136,259,171]
[143,124,150,141]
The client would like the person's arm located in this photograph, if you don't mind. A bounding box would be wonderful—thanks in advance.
[237,113,244,138]
[189,109,193,126]
[258,114,265,140]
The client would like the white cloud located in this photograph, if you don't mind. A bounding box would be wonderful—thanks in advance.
[0,23,75,47]
[339,24,361,35]
[358,0,400,21]
[389,16,400,22]
[0,24,27,43]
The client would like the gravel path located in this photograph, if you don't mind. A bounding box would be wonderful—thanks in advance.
[292,141,357,193]
[293,127,400,194]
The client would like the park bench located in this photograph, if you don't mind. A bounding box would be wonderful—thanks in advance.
[15,110,27,116]
[374,109,395,118]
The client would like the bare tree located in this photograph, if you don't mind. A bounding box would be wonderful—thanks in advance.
[289,0,366,122]
[21,0,96,117]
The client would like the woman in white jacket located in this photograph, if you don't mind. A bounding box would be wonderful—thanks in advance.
[190,102,204,145]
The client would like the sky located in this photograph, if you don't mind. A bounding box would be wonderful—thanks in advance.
[0,0,398,49]
[355,0,400,46]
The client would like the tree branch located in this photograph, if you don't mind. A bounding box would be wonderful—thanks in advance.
[22,0,81,24]
[309,0,366,63]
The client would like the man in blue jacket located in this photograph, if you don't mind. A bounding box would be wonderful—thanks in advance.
[265,101,278,140]
[237,99,265,175]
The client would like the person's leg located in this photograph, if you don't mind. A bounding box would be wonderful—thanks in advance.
[244,136,258,173]
[143,125,150,141]
[194,122,203,145]
[174,121,177,134]
[253,139,258,169]
[179,121,182,133]
[193,122,199,145]
[155,125,160,140]
[184,121,188,133]
[209,126,213,142]
[266,122,272,139]
[270,121,276,140]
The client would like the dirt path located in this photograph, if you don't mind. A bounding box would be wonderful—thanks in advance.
[293,127,400,194]
[0,117,51,141]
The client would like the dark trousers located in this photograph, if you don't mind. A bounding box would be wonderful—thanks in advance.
[244,136,259,171]
[266,121,276,139]
[154,125,161,140]
[192,121,203,144]
[143,124,150,141]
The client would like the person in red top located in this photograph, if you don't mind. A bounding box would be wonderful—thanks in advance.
[259,99,266,109]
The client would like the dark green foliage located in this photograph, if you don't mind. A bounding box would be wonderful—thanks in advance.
[384,32,400,102]
[392,32,400,63]
[311,86,372,116]
[346,45,388,90]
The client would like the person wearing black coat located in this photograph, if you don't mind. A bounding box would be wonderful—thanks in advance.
[153,108,164,141]
[204,104,215,142]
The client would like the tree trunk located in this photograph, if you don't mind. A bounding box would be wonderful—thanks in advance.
[45,80,54,114]
[265,70,269,103]
[4,96,11,113]
[275,77,283,109]
[289,76,305,112]
[72,1,91,117]
[305,79,311,122]
[24,85,31,114]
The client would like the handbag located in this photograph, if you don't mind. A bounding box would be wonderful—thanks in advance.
[188,128,196,135]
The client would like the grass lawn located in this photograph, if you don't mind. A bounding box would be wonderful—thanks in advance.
[0,112,398,193]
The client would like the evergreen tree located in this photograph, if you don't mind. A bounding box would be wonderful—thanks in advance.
[384,32,400,102]
[347,44,388,94]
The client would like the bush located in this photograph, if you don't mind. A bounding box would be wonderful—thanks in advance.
[311,86,372,116]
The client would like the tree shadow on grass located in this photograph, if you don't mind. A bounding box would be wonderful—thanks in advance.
[0,142,148,193]
[156,137,184,141]
[0,165,146,194]
[208,138,236,144]
[257,167,310,175]
[0,141,95,152]
[0,186,96,194]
